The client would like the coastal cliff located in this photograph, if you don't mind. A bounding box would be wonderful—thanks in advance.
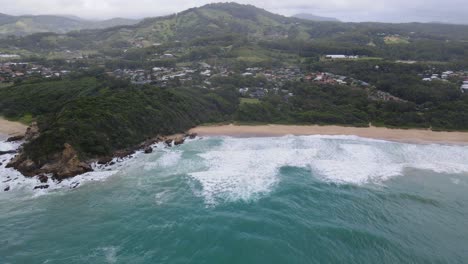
[6,123,195,180]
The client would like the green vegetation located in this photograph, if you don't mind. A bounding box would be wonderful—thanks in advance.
[0,13,139,37]
[1,3,468,167]
[0,73,238,163]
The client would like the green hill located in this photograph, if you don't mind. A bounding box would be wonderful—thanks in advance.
[4,2,468,61]
[293,13,340,22]
[0,13,140,37]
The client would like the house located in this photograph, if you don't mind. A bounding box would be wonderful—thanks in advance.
[199,62,211,69]
[239,88,249,95]
[325,55,359,59]
[250,90,266,98]
[200,70,211,76]
[161,54,175,59]
[461,84,468,93]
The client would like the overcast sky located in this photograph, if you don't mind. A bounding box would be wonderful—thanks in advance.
[1,0,467,24]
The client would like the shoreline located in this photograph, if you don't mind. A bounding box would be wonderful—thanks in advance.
[189,124,468,145]
[0,117,27,140]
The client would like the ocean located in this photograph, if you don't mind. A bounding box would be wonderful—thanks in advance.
[1,135,468,263]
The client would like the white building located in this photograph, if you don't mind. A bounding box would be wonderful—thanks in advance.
[461,84,468,93]
[325,55,359,59]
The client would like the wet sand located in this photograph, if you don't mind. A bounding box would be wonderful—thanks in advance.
[190,124,468,145]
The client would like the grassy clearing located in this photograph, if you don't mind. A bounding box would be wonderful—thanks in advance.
[384,36,410,45]
[240,98,260,105]
[0,83,13,89]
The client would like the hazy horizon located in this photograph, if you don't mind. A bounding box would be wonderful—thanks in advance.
[1,0,467,24]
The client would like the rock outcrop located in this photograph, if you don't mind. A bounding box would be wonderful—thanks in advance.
[6,135,25,142]
[6,125,198,180]
[144,147,153,154]
[44,143,93,180]
[0,150,17,156]
[24,122,40,141]
[8,143,92,180]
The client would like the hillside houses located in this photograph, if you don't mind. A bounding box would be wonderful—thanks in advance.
[461,80,468,93]
[0,62,71,82]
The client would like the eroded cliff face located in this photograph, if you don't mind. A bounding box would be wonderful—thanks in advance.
[6,121,196,180]
[8,143,92,180]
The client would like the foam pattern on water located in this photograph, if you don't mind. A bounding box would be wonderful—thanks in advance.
[188,136,468,204]
[0,139,129,197]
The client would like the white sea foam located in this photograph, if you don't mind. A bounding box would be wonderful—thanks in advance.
[143,150,182,171]
[3,135,468,203]
[188,136,468,204]
[0,139,125,197]
[100,246,118,264]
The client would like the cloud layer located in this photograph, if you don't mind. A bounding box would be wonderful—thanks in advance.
[1,0,467,24]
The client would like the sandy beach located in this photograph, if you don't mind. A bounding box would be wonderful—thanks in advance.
[190,124,468,145]
[0,117,27,140]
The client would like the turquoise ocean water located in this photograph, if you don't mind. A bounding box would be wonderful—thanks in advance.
[1,136,468,263]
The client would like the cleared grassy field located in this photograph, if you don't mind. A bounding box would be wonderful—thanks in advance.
[240,98,260,104]
[384,36,410,44]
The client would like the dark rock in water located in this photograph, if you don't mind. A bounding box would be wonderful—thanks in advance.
[33,185,49,190]
[187,133,198,139]
[6,135,25,142]
[0,150,17,156]
[38,174,48,183]
[109,161,115,166]
[174,136,185,146]
[144,147,153,154]
[71,182,80,189]
[97,156,113,165]
[4,186,10,192]
[165,139,173,147]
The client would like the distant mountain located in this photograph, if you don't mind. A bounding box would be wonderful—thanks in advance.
[4,2,468,53]
[0,13,140,37]
[293,13,340,22]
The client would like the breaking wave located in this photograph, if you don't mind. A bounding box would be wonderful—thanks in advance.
[2,135,468,204]
[188,136,468,204]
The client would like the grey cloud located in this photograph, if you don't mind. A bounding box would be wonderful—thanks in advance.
[0,0,467,24]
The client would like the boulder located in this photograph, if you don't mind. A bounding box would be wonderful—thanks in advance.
[37,174,48,183]
[188,133,198,139]
[0,150,16,156]
[6,135,25,142]
[33,185,49,190]
[4,186,9,192]
[164,139,173,147]
[144,147,153,154]
[174,136,185,145]
[16,159,38,176]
